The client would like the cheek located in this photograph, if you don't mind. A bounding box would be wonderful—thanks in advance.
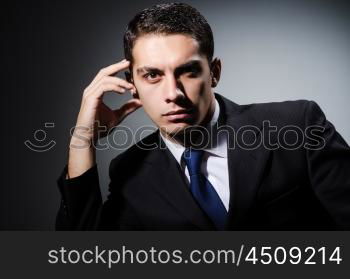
[136,89,163,121]
[134,78,160,98]
[134,80,153,105]
[139,89,158,109]
[184,78,210,102]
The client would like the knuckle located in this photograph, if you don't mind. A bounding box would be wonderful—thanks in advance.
[99,68,106,75]
[99,76,110,84]
[101,83,113,92]
[103,75,111,82]
[83,94,92,102]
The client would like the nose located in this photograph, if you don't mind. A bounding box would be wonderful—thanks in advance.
[164,75,185,103]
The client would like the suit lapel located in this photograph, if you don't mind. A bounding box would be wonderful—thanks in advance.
[144,135,216,230]
[216,95,271,229]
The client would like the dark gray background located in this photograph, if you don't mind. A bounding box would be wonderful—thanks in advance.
[3,0,350,230]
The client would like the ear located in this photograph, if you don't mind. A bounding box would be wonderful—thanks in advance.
[210,58,221,88]
[124,71,140,99]
[124,71,132,83]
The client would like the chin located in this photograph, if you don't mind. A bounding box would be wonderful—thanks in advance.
[159,122,193,137]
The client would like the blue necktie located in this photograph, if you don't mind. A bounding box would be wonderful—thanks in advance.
[182,148,227,230]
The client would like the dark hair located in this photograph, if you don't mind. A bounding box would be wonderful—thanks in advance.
[123,2,214,64]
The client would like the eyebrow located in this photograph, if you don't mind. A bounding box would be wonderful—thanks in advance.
[135,60,203,75]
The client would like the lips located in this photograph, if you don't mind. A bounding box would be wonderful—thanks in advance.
[163,108,194,122]
[163,108,192,116]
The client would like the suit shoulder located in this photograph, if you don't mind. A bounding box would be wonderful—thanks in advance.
[244,99,317,125]
[247,99,311,114]
[109,130,160,175]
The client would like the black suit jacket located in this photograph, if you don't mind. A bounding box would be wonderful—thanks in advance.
[56,94,350,230]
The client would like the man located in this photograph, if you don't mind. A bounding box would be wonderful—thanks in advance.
[56,3,350,230]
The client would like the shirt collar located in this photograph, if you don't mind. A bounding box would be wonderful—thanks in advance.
[160,98,227,166]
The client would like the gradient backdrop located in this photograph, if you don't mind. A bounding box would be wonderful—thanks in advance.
[3,0,350,229]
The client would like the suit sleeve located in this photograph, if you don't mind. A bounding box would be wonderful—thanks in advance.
[55,165,102,230]
[97,157,145,230]
[305,101,350,229]
[56,156,144,230]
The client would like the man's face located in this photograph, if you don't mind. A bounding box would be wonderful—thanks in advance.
[131,34,215,137]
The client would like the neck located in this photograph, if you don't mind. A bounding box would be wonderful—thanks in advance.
[162,95,216,148]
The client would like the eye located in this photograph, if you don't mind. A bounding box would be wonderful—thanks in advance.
[182,66,202,78]
[187,68,200,78]
[144,72,161,83]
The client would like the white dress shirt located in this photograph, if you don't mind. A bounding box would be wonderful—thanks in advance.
[160,99,230,211]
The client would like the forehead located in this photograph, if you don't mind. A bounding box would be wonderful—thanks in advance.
[132,34,204,69]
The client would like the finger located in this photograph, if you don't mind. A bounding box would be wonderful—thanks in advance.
[92,76,133,92]
[89,59,131,89]
[85,76,134,98]
[83,83,126,104]
[130,84,137,94]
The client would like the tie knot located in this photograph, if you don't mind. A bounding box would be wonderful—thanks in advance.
[183,148,204,176]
